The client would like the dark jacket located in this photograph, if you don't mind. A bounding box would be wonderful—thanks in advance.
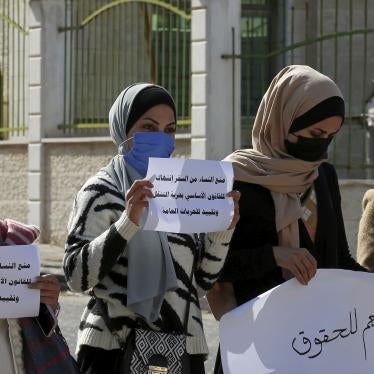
[220,162,366,306]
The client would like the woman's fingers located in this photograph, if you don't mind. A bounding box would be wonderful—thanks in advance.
[291,250,316,284]
[292,260,310,285]
[302,251,318,278]
[29,275,60,291]
[127,188,153,205]
[227,190,241,201]
[273,246,317,285]
[227,190,241,230]
[126,179,153,200]
[125,178,155,226]
[290,264,307,285]
[29,275,60,309]
[28,281,59,291]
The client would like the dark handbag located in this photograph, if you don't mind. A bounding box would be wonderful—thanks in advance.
[99,235,201,374]
[115,328,190,374]
[18,317,79,374]
[99,286,193,374]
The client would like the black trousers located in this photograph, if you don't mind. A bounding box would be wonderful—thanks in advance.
[78,344,206,374]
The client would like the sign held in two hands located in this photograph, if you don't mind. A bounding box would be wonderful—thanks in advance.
[144,158,234,233]
[219,269,374,374]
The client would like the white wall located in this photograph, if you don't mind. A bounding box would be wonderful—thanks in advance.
[191,0,241,160]
[40,0,65,138]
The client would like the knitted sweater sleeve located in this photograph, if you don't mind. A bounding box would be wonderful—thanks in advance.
[194,229,234,295]
[63,173,139,292]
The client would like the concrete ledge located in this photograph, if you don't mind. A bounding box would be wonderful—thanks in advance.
[41,133,192,144]
[0,139,29,145]
[42,137,113,144]
[339,179,374,187]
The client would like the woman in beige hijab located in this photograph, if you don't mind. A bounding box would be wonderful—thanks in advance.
[211,65,367,374]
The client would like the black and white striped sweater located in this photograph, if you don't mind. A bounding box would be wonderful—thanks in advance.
[63,170,233,355]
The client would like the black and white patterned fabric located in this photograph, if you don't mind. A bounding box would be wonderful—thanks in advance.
[63,170,233,356]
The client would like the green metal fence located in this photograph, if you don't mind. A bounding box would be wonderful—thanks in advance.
[240,0,374,178]
[0,0,28,140]
[59,0,191,136]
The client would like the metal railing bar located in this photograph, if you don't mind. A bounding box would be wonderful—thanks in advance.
[0,13,28,35]
[17,0,20,135]
[223,28,374,60]
[0,126,28,132]
[80,0,191,28]
[347,0,353,170]
[58,118,191,129]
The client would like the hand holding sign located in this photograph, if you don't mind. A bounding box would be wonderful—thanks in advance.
[142,158,237,233]
[273,246,317,285]
[226,190,240,230]
[220,269,374,374]
[125,179,154,226]
[0,245,40,318]
[28,274,60,311]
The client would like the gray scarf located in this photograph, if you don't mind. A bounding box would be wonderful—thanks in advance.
[102,83,178,322]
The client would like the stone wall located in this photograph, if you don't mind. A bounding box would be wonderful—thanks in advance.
[43,137,190,245]
[41,137,374,253]
[0,141,372,261]
[0,144,28,221]
[43,141,115,244]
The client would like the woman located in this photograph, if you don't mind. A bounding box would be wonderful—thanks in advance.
[0,219,68,374]
[210,65,367,373]
[63,83,240,373]
[357,189,374,271]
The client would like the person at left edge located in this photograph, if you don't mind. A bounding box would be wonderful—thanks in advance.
[63,83,240,374]
[0,218,77,374]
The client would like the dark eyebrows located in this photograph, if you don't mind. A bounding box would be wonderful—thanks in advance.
[141,118,176,127]
[142,117,159,125]
[313,127,340,136]
[312,127,327,134]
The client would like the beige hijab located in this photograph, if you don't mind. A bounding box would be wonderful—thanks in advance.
[225,65,344,249]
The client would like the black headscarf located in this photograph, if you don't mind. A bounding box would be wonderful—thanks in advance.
[126,85,176,134]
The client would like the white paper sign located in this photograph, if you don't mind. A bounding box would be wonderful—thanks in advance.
[144,158,234,233]
[0,245,40,318]
[220,269,374,374]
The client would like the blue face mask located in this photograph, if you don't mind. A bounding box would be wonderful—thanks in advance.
[124,131,175,177]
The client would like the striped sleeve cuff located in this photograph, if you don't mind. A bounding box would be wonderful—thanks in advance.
[114,213,139,241]
[207,228,234,245]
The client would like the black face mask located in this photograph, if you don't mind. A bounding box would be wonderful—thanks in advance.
[284,135,333,162]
